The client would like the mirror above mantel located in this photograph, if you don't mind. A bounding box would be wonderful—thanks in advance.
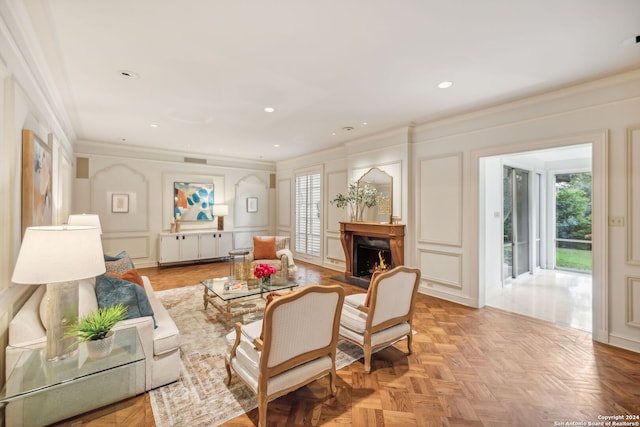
[357,167,393,224]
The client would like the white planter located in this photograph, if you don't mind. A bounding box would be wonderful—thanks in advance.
[85,331,115,359]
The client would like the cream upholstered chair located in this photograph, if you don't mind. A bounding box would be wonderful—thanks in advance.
[242,236,294,279]
[225,284,345,427]
[339,266,421,373]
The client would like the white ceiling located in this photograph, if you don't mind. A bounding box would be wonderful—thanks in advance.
[23,0,640,161]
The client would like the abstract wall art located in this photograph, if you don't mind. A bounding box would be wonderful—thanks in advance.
[22,129,53,236]
[174,182,214,221]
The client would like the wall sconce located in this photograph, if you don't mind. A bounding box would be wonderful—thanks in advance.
[11,226,105,361]
[212,204,229,230]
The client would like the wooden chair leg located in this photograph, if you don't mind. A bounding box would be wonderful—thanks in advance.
[407,331,413,354]
[258,392,268,427]
[364,344,372,373]
[329,367,337,395]
[225,360,233,385]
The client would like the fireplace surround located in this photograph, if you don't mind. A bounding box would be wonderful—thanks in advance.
[339,222,405,287]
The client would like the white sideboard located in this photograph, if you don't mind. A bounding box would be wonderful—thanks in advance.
[158,230,233,266]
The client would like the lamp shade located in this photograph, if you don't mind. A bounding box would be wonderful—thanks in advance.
[67,213,102,234]
[212,204,229,216]
[12,226,106,285]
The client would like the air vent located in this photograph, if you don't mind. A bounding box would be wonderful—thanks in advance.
[184,157,207,164]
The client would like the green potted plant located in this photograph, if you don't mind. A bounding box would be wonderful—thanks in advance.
[331,182,379,221]
[65,304,128,358]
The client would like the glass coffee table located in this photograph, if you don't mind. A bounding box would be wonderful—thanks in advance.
[201,276,298,324]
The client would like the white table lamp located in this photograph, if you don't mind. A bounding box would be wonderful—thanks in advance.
[67,214,102,234]
[12,226,105,360]
[213,204,229,230]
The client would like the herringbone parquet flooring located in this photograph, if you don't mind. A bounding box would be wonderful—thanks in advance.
[52,261,640,427]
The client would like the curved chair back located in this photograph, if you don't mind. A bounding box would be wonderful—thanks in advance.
[367,266,420,331]
[261,284,345,376]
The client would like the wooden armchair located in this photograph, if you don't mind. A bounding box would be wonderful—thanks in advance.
[225,284,345,427]
[339,266,421,373]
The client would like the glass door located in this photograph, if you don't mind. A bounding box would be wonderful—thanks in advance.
[503,166,531,279]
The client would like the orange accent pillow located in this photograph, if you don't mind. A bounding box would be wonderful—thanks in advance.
[260,291,290,340]
[253,236,277,260]
[364,270,383,307]
[106,269,144,288]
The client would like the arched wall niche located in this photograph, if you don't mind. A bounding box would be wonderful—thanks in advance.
[91,164,148,232]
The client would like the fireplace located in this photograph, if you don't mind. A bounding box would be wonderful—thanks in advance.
[339,222,405,288]
[354,236,392,278]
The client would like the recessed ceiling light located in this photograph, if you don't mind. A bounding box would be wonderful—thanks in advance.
[362,122,368,126]
[437,81,453,89]
[119,70,140,79]
[150,124,159,128]
[264,107,275,113]
[273,144,280,148]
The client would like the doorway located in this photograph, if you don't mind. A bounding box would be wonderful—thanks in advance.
[480,143,599,334]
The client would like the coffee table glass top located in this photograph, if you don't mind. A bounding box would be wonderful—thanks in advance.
[201,276,298,302]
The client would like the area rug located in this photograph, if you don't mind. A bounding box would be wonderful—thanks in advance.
[149,285,364,427]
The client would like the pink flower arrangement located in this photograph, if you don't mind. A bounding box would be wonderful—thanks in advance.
[254,263,277,279]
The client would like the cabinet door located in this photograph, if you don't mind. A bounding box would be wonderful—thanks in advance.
[218,232,233,256]
[198,233,217,259]
[180,234,200,261]
[158,235,181,264]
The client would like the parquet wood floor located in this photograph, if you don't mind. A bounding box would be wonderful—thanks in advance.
[52,261,640,427]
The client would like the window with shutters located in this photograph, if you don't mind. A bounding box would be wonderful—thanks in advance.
[295,172,321,257]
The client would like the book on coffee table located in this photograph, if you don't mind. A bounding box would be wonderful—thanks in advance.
[223,280,248,293]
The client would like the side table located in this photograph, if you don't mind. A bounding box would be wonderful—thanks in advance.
[229,249,250,279]
[1,327,145,427]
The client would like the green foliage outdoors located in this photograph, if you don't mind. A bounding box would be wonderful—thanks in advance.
[556,173,592,244]
[65,304,128,344]
[556,248,592,271]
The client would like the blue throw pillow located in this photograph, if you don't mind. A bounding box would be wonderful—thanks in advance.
[104,250,136,268]
[95,274,156,328]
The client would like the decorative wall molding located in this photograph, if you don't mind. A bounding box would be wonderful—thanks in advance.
[92,164,149,232]
[626,126,640,265]
[627,276,640,329]
[418,153,463,247]
[277,178,291,228]
[325,235,345,262]
[326,170,348,233]
[161,172,224,232]
[102,236,150,259]
[234,174,268,228]
[418,249,462,289]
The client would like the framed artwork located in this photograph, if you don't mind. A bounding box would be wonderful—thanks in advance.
[174,182,214,221]
[21,129,52,235]
[112,193,129,213]
[247,197,258,213]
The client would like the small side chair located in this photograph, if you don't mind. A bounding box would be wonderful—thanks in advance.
[339,266,421,373]
[225,284,345,427]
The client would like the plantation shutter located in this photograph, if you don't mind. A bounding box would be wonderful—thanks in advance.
[295,172,321,257]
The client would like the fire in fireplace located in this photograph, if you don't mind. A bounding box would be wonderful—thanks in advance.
[354,236,392,280]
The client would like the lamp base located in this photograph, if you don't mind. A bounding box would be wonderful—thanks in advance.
[217,216,224,230]
[45,281,79,361]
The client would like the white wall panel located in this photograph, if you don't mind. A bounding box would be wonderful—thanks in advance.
[277,178,291,228]
[103,236,150,260]
[628,277,640,328]
[419,153,462,246]
[627,127,640,265]
[326,170,348,232]
[326,236,345,262]
[419,249,462,289]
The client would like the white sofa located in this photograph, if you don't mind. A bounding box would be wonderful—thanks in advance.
[5,275,181,392]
